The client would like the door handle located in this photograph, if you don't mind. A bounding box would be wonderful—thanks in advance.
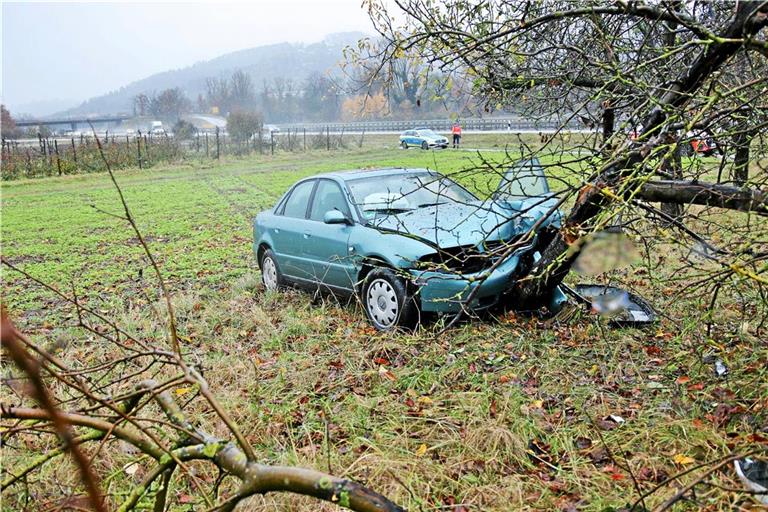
[273,228,280,234]
[303,231,311,239]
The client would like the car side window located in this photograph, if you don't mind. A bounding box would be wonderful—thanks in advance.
[309,180,351,221]
[281,180,315,218]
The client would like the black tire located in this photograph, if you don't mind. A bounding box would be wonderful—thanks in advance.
[401,141,408,149]
[362,268,419,331]
[259,248,284,291]
[421,141,429,150]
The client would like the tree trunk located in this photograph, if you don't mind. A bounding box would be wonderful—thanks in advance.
[732,129,752,186]
[638,180,767,215]
[601,100,615,149]
[660,133,683,222]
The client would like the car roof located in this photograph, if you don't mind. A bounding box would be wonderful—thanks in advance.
[314,167,438,181]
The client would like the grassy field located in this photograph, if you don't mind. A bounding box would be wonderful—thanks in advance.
[2,136,766,511]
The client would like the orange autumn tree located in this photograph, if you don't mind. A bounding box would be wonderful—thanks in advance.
[340,93,388,121]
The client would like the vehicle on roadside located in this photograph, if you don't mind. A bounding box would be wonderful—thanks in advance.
[150,120,165,136]
[399,128,449,149]
[252,160,568,330]
[684,131,719,156]
[252,124,280,144]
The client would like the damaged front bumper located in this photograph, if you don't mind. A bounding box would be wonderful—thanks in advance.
[408,250,568,314]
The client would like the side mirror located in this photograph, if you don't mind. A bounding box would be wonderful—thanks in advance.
[323,209,352,225]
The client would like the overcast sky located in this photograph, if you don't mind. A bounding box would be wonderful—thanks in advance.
[1,1,375,115]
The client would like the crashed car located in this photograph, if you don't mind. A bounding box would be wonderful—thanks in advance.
[253,160,570,330]
[399,129,449,149]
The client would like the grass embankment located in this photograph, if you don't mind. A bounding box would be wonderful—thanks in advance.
[1,136,765,511]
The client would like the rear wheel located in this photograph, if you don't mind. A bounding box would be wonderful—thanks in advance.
[260,249,283,291]
[421,141,429,150]
[362,268,418,331]
[401,141,408,149]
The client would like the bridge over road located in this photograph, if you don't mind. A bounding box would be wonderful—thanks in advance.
[14,114,132,131]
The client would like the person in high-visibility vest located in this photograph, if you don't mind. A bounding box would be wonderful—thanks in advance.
[451,122,462,148]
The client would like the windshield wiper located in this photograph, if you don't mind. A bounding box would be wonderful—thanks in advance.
[365,207,412,214]
[417,202,448,208]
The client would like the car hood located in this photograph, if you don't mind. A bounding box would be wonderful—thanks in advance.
[368,198,560,249]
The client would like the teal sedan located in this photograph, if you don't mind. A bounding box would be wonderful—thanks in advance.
[253,162,567,330]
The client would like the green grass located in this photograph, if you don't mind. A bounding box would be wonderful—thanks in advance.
[1,136,766,511]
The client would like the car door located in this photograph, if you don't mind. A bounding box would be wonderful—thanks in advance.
[305,179,357,290]
[269,179,317,281]
[494,158,551,201]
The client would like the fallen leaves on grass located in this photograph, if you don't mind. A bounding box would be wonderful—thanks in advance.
[378,365,396,382]
[672,453,696,465]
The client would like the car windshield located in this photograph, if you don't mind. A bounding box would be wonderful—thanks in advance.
[416,129,440,138]
[346,172,477,220]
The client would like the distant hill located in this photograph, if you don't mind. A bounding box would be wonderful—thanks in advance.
[59,32,366,116]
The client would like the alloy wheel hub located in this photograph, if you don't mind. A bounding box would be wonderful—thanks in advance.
[367,279,398,327]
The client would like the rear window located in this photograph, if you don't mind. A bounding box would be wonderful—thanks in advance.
[281,180,315,218]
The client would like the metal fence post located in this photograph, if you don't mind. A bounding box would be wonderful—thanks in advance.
[54,139,62,175]
[137,130,143,169]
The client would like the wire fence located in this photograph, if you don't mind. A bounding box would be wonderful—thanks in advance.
[1,116,589,180]
[0,127,365,180]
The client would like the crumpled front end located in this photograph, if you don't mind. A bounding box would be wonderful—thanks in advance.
[410,249,526,312]
[403,196,566,314]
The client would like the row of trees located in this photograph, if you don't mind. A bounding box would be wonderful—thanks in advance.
[128,63,479,125]
[131,87,191,120]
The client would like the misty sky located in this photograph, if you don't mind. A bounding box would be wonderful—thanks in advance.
[1,1,375,115]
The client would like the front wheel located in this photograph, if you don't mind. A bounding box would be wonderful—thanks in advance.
[260,249,283,291]
[421,141,429,150]
[362,268,418,331]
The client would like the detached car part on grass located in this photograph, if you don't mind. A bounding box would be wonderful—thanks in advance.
[252,160,656,331]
